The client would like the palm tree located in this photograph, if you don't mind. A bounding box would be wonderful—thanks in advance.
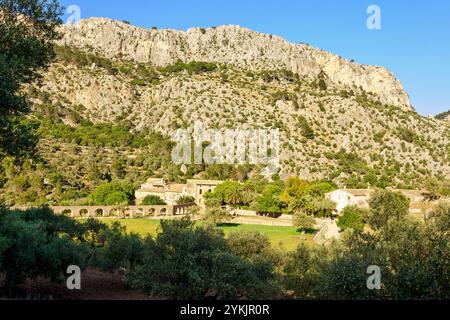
[224,182,243,206]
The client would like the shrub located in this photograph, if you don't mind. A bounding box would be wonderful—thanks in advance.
[141,195,166,206]
[87,181,135,205]
[94,222,144,272]
[176,196,195,205]
[126,220,281,299]
[159,60,217,75]
[202,206,230,227]
[227,231,271,260]
[293,213,315,232]
[367,190,409,230]
[337,206,365,232]
[297,116,315,140]
[318,78,327,91]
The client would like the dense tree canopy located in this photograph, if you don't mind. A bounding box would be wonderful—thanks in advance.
[0,0,63,157]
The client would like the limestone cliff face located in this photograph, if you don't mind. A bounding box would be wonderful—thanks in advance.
[59,18,411,109]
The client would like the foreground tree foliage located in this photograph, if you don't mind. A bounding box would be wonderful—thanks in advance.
[126,219,281,299]
[0,0,63,157]
[367,190,410,229]
[94,222,144,272]
[0,207,91,291]
[283,194,450,300]
[0,199,448,299]
[0,206,143,295]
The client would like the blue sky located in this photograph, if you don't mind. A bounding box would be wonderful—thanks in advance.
[60,0,450,116]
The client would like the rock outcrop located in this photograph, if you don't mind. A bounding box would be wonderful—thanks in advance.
[59,18,411,109]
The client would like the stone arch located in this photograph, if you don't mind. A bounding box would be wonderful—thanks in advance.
[111,208,122,217]
[160,208,167,216]
[94,208,104,217]
[122,208,131,218]
[134,208,144,218]
[79,209,89,217]
[61,209,72,217]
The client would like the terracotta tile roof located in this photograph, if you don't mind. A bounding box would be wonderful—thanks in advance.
[136,188,166,193]
[137,184,186,194]
[168,184,186,193]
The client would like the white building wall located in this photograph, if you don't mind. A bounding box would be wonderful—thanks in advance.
[327,190,352,213]
[326,190,370,214]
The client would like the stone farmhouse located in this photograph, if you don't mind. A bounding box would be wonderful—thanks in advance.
[326,188,428,214]
[326,189,374,214]
[135,178,224,207]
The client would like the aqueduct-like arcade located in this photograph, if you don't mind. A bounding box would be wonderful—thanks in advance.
[12,204,194,218]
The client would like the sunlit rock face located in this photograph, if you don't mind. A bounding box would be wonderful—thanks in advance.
[59,18,411,110]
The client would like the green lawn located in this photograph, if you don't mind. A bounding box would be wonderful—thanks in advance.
[98,218,314,251]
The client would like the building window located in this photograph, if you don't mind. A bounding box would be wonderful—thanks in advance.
[199,188,203,195]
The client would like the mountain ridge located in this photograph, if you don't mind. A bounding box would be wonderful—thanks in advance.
[58,18,411,109]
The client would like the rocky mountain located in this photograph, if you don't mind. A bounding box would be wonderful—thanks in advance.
[436,110,450,123]
[24,18,449,190]
[58,18,411,109]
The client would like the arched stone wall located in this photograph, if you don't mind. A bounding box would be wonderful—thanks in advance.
[11,204,195,219]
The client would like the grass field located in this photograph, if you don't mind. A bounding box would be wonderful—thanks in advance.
[98,218,314,251]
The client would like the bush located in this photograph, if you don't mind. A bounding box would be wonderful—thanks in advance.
[159,60,217,75]
[36,117,152,148]
[337,206,365,232]
[367,190,409,230]
[94,222,144,272]
[293,213,315,232]
[426,202,450,233]
[141,195,166,205]
[176,196,195,205]
[284,215,450,299]
[227,231,271,261]
[87,181,135,205]
[126,220,281,299]
[318,78,327,91]
[297,116,315,140]
[202,207,230,227]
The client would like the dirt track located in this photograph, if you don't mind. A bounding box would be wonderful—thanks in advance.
[3,268,152,300]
